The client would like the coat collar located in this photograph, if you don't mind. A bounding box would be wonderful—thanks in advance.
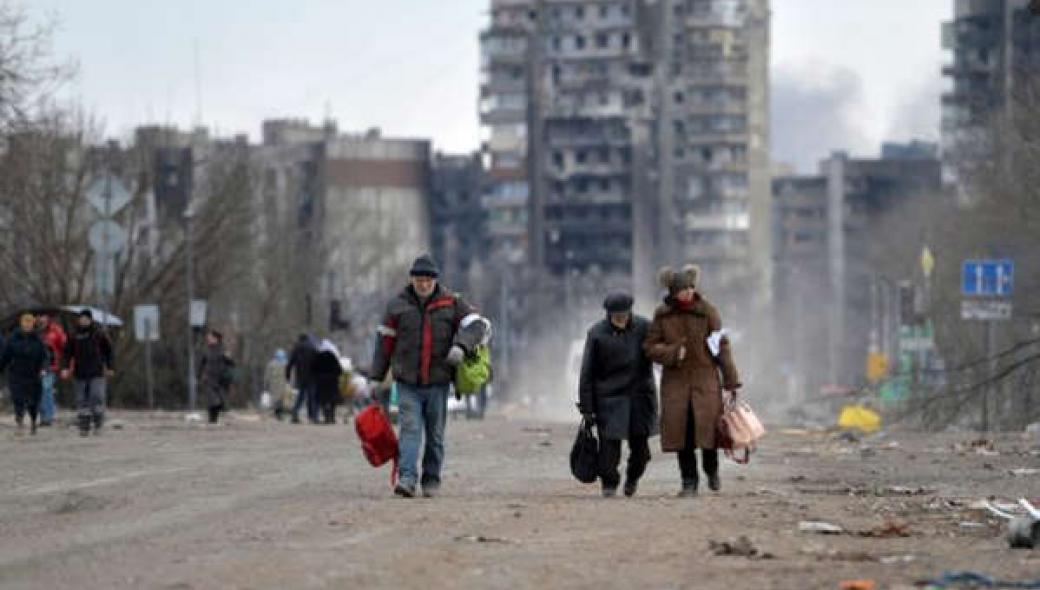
[659,294,708,317]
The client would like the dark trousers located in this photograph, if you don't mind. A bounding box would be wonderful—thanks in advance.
[11,382,42,425]
[677,403,718,483]
[292,383,318,422]
[208,403,224,424]
[597,433,650,489]
[321,402,336,424]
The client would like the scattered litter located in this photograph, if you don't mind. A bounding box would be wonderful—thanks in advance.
[837,430,862,443]
[108,419,125,430]
[51,491,109,514]
[708,536,775,559]
[879,554,916,565]
[789,475,807,483]
[838,580,875,590]
[959,521,986,530]
[882,485,935,497]
[522,427,551,434]
[925,570,1040,589]
[1007,517,1040,549]
[184,413,203,424]
[838,404,882,434]
[858,519,910,538]
[538,440,552,447]
[455,535,510,544]
[1010,468,1040,477]
[799,521,844,535]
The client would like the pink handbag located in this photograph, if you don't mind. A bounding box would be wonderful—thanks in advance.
[717,397,766,464]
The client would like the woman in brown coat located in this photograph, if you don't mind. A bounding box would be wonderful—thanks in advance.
[644,265,741,496]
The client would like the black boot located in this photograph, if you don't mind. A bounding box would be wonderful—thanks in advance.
[707,473,721,492]
[30,418,37,435]
[623,478,638,498]
[93,413,104,434]
[78,415,91,437]
[678,479,698,498]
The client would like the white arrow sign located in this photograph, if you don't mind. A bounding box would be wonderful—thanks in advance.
[86,173,132,216]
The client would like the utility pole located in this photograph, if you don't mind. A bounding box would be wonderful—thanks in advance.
[185,204,197,411]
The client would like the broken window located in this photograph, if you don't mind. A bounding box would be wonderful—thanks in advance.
[575,5,585,19]
[553,151,564,169]
[576,150,588,164]
[596,32,609,48]
[576,35,586,50]
[622,32,631,49]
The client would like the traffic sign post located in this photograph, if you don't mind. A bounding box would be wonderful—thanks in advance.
[961,259,1014,431]
[87,172,131,335]
[134,304,160,409]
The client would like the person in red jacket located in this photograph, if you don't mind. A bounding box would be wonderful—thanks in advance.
[37,314,67,427]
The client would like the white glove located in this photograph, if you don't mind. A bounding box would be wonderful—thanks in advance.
[446,345,466,366]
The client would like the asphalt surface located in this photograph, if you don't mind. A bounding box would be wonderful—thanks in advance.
[1,410,1039,590]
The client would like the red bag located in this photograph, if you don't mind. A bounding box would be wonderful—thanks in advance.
[354,405,399,486]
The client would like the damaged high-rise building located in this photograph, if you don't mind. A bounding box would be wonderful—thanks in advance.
[480,0,770,319]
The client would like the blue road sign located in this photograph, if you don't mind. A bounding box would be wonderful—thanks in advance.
[962,259,1014,297]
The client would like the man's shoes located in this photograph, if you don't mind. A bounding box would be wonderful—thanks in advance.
[394,482,416,498]
[39,421,52,428]
[623,478,638,498]
[30,421,37,435]
[707,473,721,492]
[677,480,698,498]
[602,486,618,498]
[291,416,301,424]
[421,485,440,498]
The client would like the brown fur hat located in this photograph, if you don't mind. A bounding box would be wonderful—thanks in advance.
[657,264,700,293]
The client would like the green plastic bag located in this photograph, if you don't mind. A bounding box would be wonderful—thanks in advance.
[454,345,491,395]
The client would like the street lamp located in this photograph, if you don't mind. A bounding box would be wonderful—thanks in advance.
[184,203,197,411]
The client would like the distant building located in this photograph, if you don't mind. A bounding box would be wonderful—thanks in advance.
[429,152,486,295]
[253,119,431,334]
[773,147,943,395]
[941,0,1040,183]
[480,0,771,320]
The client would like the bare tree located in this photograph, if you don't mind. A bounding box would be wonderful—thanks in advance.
[0,1,74,132]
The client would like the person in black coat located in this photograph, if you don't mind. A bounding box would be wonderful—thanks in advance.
[286,334,318,424]
[578,293,658,497]
[0,313,49,435]
[312,339,343,425]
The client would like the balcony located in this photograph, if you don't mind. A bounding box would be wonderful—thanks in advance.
[683,212,750,231]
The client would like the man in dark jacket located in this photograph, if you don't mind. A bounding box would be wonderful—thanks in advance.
[371,254,488,498]
[198,329,232,425]
[61,309,114,436]
[286,334,318,424]
[0,313,49,435]
[578,293,658,497]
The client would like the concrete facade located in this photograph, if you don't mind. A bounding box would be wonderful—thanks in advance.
[773,146,943,396]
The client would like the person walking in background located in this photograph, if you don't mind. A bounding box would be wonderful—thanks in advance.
[578,293,658,498]
[198,329,233,425]
[0,313,49,435]
[37,314,66,427]
[62,309,114,437]
[286,334,318,424]
[371,254,488,498]
[265,349,292,421]
[644,266,741,497]
[312,339,343,425]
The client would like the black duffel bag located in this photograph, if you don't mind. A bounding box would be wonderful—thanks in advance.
[569,417,599,484]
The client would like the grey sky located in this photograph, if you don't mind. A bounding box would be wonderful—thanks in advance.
[32,0,951,170]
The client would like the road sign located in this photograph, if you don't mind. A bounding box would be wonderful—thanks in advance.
[134,304,160,342]
[190,299,208,328]
[962,259,1013,297]
[94,256,116,297]
[88,220,127,255]
[86,173,132,216]
[961,299,1013,321]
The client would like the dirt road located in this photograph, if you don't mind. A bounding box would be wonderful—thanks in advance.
[1,412,1039,589]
